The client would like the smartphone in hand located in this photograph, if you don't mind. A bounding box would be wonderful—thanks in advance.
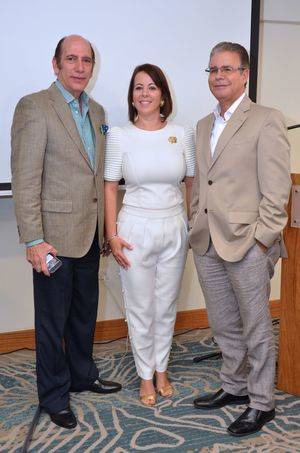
[46,253,62,273]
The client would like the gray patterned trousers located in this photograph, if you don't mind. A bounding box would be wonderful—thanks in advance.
[193,240,280,411]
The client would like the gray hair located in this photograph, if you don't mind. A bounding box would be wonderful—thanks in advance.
[209,42,250,68]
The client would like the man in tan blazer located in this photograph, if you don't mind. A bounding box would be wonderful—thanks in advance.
[189,42,291,436]
[11,35,121,429]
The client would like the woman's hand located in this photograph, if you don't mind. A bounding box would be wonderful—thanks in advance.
[110,236,133,269]
[100,239,111,257]
[184,176,194,220]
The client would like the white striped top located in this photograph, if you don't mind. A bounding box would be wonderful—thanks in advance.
[104,122,195,210]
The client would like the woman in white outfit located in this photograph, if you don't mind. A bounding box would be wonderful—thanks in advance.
[104,64,195,406]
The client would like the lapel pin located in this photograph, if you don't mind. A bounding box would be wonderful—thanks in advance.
[99,124,109,135]
[168,136,177,144]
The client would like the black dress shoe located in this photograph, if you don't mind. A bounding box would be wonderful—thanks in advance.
[194,388,250,409]
[227,407,275,436]
[87,378,122,394]
[50,407,77,429]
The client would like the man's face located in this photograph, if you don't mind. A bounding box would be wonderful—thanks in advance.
[52,36,94,98]
[208,51,249,106]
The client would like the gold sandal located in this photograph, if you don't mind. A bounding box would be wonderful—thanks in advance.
[157,384,174,398]
[139,393,157,406]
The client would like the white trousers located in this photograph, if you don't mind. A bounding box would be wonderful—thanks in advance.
[118,205,188,380]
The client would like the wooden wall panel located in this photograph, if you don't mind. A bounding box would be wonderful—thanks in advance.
[278,174,300,396]
[0,301,280,354]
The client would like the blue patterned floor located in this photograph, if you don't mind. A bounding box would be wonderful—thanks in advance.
[0,328,300,452]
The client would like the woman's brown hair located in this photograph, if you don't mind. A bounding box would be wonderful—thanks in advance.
[128,63,173,123]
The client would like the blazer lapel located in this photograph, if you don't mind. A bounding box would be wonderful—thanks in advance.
[204,114,215,169]
[208,96,252,171]
[48,83,92,169]
[88,102,104,175]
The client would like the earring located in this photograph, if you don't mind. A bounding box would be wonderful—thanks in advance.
[132,102,135,107]
[160,99,165,107]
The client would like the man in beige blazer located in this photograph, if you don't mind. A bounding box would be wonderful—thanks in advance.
[11,35,121,429]
[189,42,291,436]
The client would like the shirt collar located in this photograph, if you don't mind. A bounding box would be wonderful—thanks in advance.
[213,92,246,122]
[55,79,89,108]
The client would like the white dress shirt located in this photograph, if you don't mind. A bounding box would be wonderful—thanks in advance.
[210,92,246,157]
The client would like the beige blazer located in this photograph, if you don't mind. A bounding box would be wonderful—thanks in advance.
[189,96,291,262]
[11,83,105,258]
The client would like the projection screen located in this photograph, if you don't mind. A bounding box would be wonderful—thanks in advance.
[0,0,254,195]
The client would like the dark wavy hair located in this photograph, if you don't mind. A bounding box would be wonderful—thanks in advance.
[128,63,173,123]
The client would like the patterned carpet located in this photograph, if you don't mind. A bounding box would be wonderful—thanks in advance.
[0,326,300,452]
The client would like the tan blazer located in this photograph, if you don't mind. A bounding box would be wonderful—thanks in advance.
[189,96,291,262]
[11,83,105,258]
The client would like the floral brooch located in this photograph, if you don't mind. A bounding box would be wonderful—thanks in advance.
[168,136,177,144]
[99,124,109,135]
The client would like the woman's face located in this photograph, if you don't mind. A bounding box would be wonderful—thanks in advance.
[132,71,162,118]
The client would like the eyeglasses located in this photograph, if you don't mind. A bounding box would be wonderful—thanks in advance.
[205,66,246,75]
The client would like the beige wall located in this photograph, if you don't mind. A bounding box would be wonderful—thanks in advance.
[1,0,299,333]
[257,0,300,306]
[259,0,300,171]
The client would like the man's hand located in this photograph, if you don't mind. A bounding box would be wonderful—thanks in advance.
[256,240,268,254]
[26,242,58,276]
